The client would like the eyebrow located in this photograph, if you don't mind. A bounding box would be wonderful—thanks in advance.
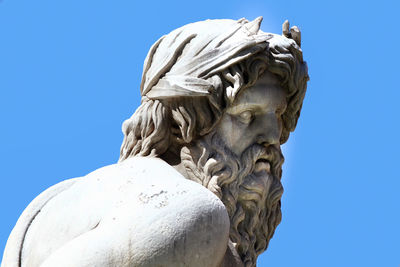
[227,98,287,113]
[226,103,265,113]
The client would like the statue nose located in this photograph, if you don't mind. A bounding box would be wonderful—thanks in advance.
[256,112,281,146]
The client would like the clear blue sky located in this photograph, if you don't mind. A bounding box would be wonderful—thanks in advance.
[1,1,399,266]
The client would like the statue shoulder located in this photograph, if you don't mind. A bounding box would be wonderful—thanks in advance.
[97,157,231,266]
[10,157,230,267]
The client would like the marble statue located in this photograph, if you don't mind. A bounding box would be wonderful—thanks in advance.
[2,17,309,267]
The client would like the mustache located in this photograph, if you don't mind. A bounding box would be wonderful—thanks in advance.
[240,143,284,178]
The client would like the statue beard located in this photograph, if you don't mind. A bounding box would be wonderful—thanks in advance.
[180,132,284,267]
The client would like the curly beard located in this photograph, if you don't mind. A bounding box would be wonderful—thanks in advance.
[180,132,284,267]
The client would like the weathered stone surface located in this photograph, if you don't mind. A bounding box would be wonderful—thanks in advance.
[2,17,309,267]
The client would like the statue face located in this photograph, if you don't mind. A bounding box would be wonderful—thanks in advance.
[214,71,287,157]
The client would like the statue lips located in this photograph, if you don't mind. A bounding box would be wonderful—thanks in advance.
[254,158,271,174]
[252,146,274,175]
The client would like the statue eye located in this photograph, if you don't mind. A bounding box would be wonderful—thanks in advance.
[238,110,253,123]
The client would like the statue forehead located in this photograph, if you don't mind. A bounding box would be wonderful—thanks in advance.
[229,71,286,109]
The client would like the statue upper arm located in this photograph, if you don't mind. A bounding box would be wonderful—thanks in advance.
[40,174,230,267]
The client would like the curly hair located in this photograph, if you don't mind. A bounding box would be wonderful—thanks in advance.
[119,33,308,161]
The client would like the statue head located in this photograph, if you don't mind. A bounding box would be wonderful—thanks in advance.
[119,17,309,267]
